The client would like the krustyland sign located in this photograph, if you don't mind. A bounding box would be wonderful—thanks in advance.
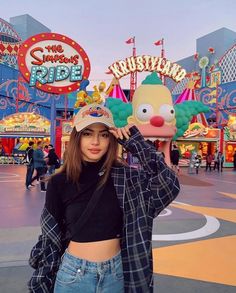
[108,55,186,82]
[18,33,91,94]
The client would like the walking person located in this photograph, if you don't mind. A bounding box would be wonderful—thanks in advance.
[0,142,5,156]
[213,150,219,171]
[233,150,236,171]
[188,152,196,174]
[43,145,49,158]
[30,141,47,192]
[25,141,35,190]
[217,151,224,172]
[194,154,201,174]
[47,144,60,175]
[171,144,180,173]
[28,104,180,293]
[205,153,213,172]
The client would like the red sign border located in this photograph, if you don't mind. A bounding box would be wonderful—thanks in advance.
[18,33,91,94]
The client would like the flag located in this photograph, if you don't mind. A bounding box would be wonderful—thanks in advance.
[154,39,163,46]
[125,37,135,44]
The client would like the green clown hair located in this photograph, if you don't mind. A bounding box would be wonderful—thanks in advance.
[142,72,163,85]
[173,101,210,140]
[105,98,133,128]
[106,97,210,142]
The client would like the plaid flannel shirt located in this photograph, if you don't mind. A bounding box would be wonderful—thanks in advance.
[28,126,180,293]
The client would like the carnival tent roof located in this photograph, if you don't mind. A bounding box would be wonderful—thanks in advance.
[108,78,128,103]
[174,80,208,126]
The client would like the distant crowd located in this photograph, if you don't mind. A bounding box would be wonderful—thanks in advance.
[170,145,236,174]
[25,142,60,192]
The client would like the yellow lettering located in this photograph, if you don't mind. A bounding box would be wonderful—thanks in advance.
[126,57,136,72]
[143,55,151,70]
[108,63,123,79]
[156,57,164,71]
[175,69,187,82]
[162,60,171,75]
[169,63,181,78]
[118,60,130,75]
[108,56,186,83]
[135,56,144,71]
[150,56,158,71]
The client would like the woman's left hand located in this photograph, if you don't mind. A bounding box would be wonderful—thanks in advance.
[109,125,133,140]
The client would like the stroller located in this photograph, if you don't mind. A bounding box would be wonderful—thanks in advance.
[188,152,201,174]
[194,154,202,174]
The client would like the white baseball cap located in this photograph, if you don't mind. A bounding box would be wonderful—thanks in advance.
[73,104,115,132]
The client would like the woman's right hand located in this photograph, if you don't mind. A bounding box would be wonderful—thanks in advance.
[109,125,133,141]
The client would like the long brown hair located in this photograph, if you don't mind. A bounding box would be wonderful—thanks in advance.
[60,126,119,186]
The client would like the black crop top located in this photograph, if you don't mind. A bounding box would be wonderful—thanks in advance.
[46,160,123,243]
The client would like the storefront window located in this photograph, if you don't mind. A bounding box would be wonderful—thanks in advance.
[225,142,236,163]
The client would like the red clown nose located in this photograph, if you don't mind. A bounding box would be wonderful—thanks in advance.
[150,116,165,127]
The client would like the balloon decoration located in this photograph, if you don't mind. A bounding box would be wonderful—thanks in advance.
[17,137,50,151]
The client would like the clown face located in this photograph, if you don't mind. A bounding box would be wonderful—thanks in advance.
[128,83,176,165]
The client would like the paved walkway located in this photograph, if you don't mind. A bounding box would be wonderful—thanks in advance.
[0,165,236,292]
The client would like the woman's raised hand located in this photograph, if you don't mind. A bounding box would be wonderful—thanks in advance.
[109,125,133,140]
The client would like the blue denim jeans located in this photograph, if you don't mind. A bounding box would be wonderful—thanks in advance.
[25,164,34,187]
[48,165,56,175]
[54,250,124,293]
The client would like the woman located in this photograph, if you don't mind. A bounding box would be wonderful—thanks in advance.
[28,104,180,292]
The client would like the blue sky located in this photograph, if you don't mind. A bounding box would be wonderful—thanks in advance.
[1,0,236,89]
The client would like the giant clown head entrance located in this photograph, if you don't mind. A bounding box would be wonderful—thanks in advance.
[107,55,187,165]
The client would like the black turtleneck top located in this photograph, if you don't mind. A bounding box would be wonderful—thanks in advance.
[45,159,123,243]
